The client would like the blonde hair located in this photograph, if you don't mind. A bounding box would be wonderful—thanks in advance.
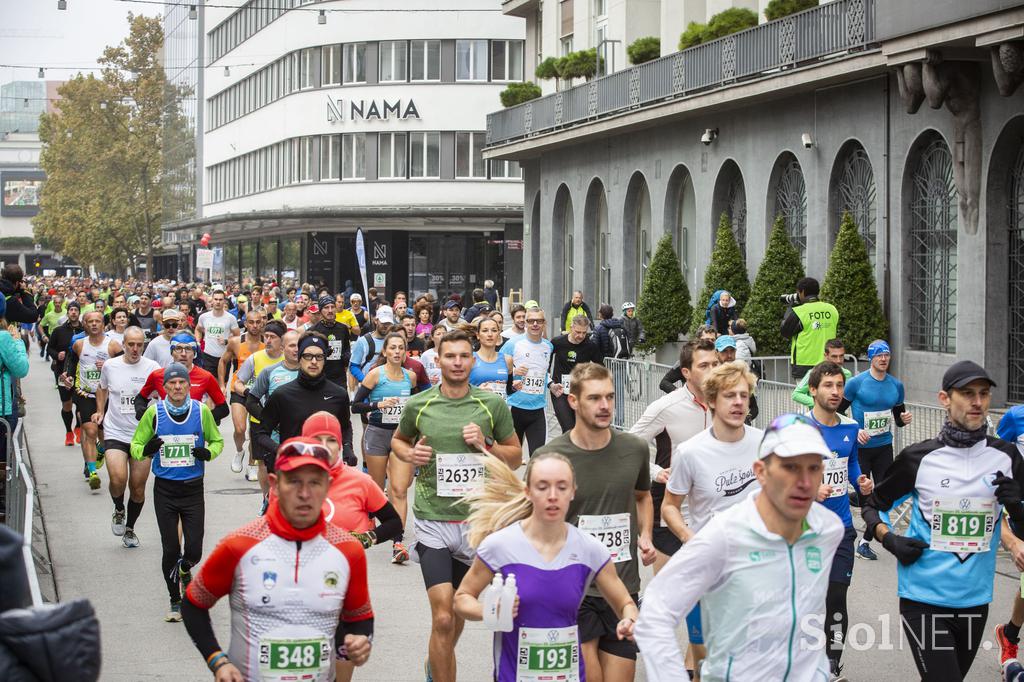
[465,452,575,547]
[702,360,757,408]
[568,362,611,399]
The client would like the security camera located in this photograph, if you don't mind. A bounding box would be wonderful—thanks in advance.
[801,133,814,149]
[701,128,718,146]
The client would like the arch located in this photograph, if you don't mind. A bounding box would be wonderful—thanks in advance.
[711,160,747,259]
[528,191,541,298]
[552,183,575,311]
[623,171,653,301]
[767,151,807,264]
[989,116,1024,400]
[664,164,697,291]
[828,139,878,263]
[904,130,957,353]
[583,178,610,305]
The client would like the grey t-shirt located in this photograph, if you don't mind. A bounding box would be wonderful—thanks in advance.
[535,429,651,595]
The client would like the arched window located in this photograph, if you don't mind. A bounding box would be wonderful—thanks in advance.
[528,192,541,297]
[624,172,652,300]
[907,135,957,353]
[584,179,610,305]
[1008,144,1024,399]
[831,143,877,264]
[713,161,747,258]
[552,185,574,308]
[773,156,807,263]
[665,165,696,290]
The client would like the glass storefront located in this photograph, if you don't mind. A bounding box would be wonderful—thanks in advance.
[241,242,257,284]
[260,238,278,281]
[222,242,239,284]
[407,233,504,302]
[281,236,302,285]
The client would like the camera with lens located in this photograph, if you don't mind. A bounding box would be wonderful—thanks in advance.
[779,292,801,305]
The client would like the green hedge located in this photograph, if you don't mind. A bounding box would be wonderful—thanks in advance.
[627,37,661,65]
[557,49,603,81]
[499,82,542,108]
[742,215,806,354]
[636,234,692,353]
[764,0,818,21]
[821,212,888,356]
[678,7,759,51]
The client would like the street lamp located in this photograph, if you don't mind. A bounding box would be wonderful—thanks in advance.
[595,39,622,78]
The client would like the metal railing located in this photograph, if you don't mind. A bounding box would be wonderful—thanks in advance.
[4,421,44,606]
[487,0,876,147]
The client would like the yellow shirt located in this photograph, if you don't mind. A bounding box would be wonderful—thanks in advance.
[335,309,360,334]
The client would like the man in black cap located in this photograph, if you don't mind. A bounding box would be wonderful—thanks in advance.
[253,333,356,469]
[863,360,1024,682]
[307,294,351,385]
[48,300,84,447]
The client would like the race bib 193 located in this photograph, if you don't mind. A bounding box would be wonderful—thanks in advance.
[578,513,631,563]
[930,497,996,553]
[517,625,579,682]
[436,453,485,497]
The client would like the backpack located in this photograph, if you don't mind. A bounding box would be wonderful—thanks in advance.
[359,332,381,371]
[607,324,632,359]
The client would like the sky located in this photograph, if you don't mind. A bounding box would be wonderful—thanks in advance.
[0,0,163,87]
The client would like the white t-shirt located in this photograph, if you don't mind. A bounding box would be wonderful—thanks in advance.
[99,355,161,442]
[666,425,764,534]
[144,335,173,368]
[420,349,442,386]
[197,310,238,358]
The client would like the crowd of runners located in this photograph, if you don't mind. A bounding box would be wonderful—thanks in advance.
[14,272,1024,682]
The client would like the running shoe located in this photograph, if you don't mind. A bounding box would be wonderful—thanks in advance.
[165,600,182,623]
[424,659,433,682]
[122,528,140,548]
[95,442,105,469]
[111,509,126,536]
[258,495,269,517]
[88,472,101,490]
[177,558,193,590]
[996,623,1020,666]
[246,464,259,482]
[829,661,848,682]
[82,463,89,480]
[231,450,245,474]
[64,432,74,447]
[74,427,81,444]
[392,541,410,565]
[855,542,878,561]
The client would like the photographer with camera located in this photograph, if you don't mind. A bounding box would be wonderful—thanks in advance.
[779,277,838,380]
[0,264,40,325]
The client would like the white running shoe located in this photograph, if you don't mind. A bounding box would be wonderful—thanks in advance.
[246,464,259,482]
[231,450,244,474]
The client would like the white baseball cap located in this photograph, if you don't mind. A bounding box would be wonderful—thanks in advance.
[376,305,396,324]
[758,416,832,460]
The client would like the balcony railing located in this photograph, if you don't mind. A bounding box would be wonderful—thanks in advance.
[486,0,876,147]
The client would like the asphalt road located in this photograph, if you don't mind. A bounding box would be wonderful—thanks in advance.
[20,353,1019,681]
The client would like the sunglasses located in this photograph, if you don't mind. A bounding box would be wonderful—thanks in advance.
[278,441,331,463]
[760,414,819,450]
[171,344,196,353]
[527,319,545,325]
[164,321,180,329]
[300,353,325,362]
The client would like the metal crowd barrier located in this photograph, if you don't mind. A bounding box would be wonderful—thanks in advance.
[3,420,44,606]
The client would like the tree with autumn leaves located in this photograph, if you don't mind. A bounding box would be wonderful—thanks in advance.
[36,14,190,275]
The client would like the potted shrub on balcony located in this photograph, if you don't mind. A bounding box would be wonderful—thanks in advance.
[499,82,542,108]
[627,37,661,65]
[764,0,819,21]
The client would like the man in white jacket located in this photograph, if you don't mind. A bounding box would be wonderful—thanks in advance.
[635,414,844,682]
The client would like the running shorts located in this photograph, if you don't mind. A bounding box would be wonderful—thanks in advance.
[73,393,98,422]
[103,439,132,454]
[578,594,641,659]
[829,526,857,585]
[652,526,682,556]
[412,519,474,589]
[362,424,395,457]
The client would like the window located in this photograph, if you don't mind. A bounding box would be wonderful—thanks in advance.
[378,132,408,179]
[489,159,522,179]
[410,40,441,81]
[490,41,523,82]
[456,132,486,178]
[561,36,574,56]
[321,135,340,180]
[560,0,574,37]
[594,0,607,16]
[299,47,315,89]
[342,133,365,180]
[456,40,488,81]
[344,43,366,84]
[409,132,440,178]
[322,45,341,86]
[379,41,408,82]
[297,136,314,183]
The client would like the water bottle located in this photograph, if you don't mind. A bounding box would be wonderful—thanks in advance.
[497,573,518,632]
[482,572,503,630]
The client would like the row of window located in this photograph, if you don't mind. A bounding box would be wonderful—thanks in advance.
[207,132,521,203]
[207,39,524,131]
[208,0,318,64]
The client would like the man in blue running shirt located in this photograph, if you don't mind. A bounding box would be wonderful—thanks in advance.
[808,361,873,681]
[843,339,912,559]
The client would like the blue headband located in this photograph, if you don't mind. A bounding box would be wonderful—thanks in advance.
[171,332,198,349]
[867,340,890,359]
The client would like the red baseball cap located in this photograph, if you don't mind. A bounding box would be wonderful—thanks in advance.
[275,437,331,473]
[308,303,319,313]
[302,411,342,442]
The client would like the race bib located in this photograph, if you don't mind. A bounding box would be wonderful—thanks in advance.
[380,398,406,425]
[436,453,485,497]
[824,457,848,498]
[259,636,330,681]
[930,497,996,553]
[482,381,507,399]
[521,373,545,395]
[561,374,573,393]
[517,625,580,682]
[159,434,195,468]
[578,513,632,563]
[85,368,101,382]
[208,325,224,337]
[863,409,891,437]
[118,394,135,415]
[328,339,344,361]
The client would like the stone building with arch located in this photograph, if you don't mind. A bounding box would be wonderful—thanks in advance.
[485,0,1024,404]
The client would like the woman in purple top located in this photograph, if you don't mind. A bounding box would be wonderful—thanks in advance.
[455,453,638,682]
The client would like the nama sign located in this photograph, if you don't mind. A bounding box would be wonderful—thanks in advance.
[327,96,421,123]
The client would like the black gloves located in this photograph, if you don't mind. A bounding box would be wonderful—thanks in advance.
[994,471,1024,525]
[142,437,164,458]
[881,532,928,566]
[193,447,212,462]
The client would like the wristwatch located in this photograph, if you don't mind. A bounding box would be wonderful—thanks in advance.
[484,436,495,448]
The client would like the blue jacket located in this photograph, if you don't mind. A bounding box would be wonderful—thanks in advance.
[0,332,28,417]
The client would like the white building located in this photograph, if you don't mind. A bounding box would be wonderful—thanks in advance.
[161,0,526,301]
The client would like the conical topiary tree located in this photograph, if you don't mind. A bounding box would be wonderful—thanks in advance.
[742,215,806,354]
[636,234,692,354]
[690,212,751,333]
[821,211,888,356]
